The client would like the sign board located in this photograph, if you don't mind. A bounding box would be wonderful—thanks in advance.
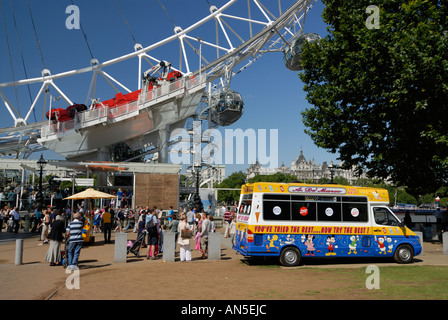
[74,178,94,187]
[53,177,94,187]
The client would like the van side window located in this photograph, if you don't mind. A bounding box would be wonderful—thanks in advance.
[373,207,400,226]
[342,203,368,222]
[317,202,342,222]
[291,202,317,221]
[263,194,291,221]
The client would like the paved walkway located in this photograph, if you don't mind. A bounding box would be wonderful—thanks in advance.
[1,226,448,300]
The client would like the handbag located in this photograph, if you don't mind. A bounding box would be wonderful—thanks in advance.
[181,226,192,239]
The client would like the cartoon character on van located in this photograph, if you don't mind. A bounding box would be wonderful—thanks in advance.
[375,235,386,254]
[325,235,337,256]
[237,227,247,250]
[386,236,394,253]
[279,234,295,246]
[266,235,279,252]
[301,234,316,256]
[348,235,359,255]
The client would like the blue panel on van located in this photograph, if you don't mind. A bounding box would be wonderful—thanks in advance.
[254,234,263,246]
[362,236,371,247]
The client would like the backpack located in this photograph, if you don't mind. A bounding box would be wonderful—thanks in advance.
[146,214,156,230]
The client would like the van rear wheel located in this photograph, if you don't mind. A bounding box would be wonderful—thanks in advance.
[394,244,414,264]
[280,247,301,267]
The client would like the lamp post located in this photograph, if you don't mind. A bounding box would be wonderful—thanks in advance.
[329,161,335,183]
[36,154,47,209]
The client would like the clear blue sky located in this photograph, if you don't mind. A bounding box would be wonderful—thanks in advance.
[0,0,337,176]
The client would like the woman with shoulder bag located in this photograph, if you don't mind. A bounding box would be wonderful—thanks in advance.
[44,214,65,266]
[177,214,192,262]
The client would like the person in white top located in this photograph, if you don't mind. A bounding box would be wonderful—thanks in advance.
[177,214,192,261]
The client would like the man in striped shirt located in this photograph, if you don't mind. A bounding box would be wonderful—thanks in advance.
[66,212,84,270]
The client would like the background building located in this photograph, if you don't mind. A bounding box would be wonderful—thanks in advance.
[246,149,364,184]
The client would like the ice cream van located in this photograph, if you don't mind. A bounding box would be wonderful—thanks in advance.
[233,182,422,266]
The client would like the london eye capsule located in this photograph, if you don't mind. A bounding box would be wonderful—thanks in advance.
[211,89,244,126]
[284,33,320,71]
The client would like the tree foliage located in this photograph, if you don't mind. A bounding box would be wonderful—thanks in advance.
[248,172,298,183]
[216,171,246,204]
[299,0,448,197]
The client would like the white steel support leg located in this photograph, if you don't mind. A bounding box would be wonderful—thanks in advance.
[0,89,19,122]
[23,82,49,123]
[138,55,142,90]
[86,70,99,106]
[158,125,170,163]
[97,146,110,188]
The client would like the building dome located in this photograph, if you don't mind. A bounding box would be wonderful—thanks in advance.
[295,149,307,165]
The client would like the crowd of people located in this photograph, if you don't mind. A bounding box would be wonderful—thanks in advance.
[0,201,238,269]
[0,184,133,214]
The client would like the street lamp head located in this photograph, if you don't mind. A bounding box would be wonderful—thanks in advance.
[329,160,335,184]
[37,153,47,168]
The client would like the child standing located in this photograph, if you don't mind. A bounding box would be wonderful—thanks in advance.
[194,227,202,251]
[230,220,236,245]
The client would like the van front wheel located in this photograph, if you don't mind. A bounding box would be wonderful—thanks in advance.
[394,244,414,264]
[280,247,301,267]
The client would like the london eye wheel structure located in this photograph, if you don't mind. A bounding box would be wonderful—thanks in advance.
[0,0,317,163]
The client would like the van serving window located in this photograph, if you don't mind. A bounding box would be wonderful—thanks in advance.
[291,201,317,221]
[342,203,368,222]
[317,202,342,222]
[263,196,291,221]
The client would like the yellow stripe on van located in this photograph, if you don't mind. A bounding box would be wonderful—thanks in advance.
[242,224,415,237]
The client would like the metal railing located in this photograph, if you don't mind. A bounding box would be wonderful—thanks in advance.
[40,75,206,139]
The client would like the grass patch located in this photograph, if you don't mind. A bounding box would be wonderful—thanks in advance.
[309,266,448,299]
[245,258,448,299]
[366,266,448,299]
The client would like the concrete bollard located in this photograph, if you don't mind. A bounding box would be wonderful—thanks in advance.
[415,231,424,256]
[163,232,176,262]
[443,232,448,255]
[15,239,23,265]
[208,232,222,261]
[114,232,128,263]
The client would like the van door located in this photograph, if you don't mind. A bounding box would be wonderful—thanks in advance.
[371,206,402,256]
[234,194,252,254]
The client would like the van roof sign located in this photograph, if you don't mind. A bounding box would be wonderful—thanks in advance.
[288,186,346,194]
[241,182,389,203]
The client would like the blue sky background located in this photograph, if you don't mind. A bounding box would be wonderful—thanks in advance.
[0,0,337,176]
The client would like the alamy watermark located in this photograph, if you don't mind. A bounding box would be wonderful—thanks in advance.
[65,266,80,290]
[365,265,380,289]
[66,5,80,30]
[365,5,380,29]
[169,121,279,168]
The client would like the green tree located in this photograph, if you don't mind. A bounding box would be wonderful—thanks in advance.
[217,171,246,204]
[248,172,298,183]
[332,176,350,186]
[299,0,448,198]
